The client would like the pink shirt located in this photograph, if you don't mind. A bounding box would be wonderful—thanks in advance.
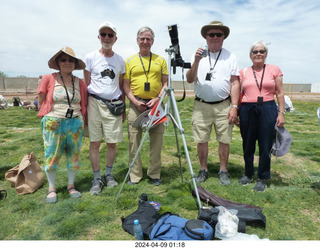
[240,64,283,103]
[37,73,88,123]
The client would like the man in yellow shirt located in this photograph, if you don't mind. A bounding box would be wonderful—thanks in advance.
[123,26,168,185]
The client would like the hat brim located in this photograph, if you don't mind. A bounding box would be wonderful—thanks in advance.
[201,25,230,39]
[48,49,85,71]
[132,109,152,129]
[271,125,292,157]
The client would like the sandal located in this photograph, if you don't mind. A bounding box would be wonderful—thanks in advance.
[68,187,82,199]
[46,190,57,204]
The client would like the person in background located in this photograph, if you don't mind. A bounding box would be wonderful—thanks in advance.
[186,20,240,185]
[37,46,87,203]
[84,21,126,195]
[123,26,168,186]
[238,40,285,192]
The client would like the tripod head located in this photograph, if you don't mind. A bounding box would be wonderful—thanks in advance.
[167,25,191,74]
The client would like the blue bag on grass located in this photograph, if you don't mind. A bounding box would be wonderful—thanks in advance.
[150,213,213,240]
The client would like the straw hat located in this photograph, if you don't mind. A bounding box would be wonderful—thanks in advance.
[48,46,85,70]
[201,21,230,39]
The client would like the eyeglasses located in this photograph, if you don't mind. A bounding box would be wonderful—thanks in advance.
[206,32,224,38]
[59,58,76,63]
[100,33,115,38]
[252,50,266,55]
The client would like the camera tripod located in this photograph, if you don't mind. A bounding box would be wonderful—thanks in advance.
[115,45,202,210]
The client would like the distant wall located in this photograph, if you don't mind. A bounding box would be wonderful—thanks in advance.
[311,83,320,93]
[0,77,39,93]
[0,77,312,94]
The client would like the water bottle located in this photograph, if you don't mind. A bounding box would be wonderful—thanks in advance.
[202,43,208,57]
[133,219,143,240]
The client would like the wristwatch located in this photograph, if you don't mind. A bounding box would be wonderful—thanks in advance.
[231,105,239,109]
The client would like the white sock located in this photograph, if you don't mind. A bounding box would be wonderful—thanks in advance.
[68,169,77,186]
[46,171,57,189]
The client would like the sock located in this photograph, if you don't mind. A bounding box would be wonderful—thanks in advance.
[68,169,77,185]
[93,170,101,180]
[105,166,112,176]
[45,170,57,189]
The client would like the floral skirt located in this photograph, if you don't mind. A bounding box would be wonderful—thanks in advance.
[41,116,84,171]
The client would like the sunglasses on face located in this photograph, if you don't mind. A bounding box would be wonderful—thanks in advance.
[100,33,115,38]
[252,50,266,55]
[206,32,224,38]
[59,58,76,63]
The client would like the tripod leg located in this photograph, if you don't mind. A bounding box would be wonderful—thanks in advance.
[171,114,183,182]
[115,130,149,202]
[167,88,202,209]
[115,95,166,202]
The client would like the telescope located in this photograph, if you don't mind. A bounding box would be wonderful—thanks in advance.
[168,25,191,74]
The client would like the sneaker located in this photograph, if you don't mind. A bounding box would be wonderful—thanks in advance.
[238,175,253,185]
[90,179,104,195]
[253,179,267,192]
[218,171,231,185]
[150,178,161,186]
[127,179,138,185]
[103,174,118,188]
[196,170,209,183]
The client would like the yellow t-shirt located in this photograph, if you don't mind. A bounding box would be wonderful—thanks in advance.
[124,53,168,99]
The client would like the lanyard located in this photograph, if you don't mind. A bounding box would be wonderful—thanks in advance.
[252,64,265,96]
[139,52,152,82]
[59,72,75,107]
[208,50,221,72]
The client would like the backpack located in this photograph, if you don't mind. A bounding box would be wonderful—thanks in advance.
[149,213,213,240]
[121,198,160,239]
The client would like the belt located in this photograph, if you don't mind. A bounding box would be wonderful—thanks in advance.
[90,93,119,103]
[134,96,152,103]
[195,96,230,104]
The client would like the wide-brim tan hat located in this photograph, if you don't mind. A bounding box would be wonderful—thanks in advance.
[48,46,85,70]
[201,21,230,39]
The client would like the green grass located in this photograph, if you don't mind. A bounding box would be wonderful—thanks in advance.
[0,98,320,240]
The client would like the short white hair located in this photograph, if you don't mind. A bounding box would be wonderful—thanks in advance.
[137,26,155,39]
[250,40,268,55]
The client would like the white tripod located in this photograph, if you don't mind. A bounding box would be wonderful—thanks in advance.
[115,45,202,210]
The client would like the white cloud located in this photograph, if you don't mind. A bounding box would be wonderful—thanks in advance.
[0,0,319,83]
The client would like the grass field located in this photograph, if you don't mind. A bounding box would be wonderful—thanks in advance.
[0,97,319,241]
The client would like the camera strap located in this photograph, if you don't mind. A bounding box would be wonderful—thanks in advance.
[252,64,266,96]
[139,52,152,83]
[59,72,75,107]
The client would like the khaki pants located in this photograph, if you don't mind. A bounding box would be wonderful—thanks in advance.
[127,102,165,183]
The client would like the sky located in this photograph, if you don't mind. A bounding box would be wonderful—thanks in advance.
[0,0,320,84]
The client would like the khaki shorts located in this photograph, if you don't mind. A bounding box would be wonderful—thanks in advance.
[192,99,233,144]
[87,96,123,143]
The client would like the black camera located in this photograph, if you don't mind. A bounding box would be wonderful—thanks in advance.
[101,69,115,79]
[168,25,191,73]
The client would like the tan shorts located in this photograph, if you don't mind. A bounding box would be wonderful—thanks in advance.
[192,98,233,144]
[87,96,123,143]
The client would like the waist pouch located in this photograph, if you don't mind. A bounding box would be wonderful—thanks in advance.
[106,100,125,116]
